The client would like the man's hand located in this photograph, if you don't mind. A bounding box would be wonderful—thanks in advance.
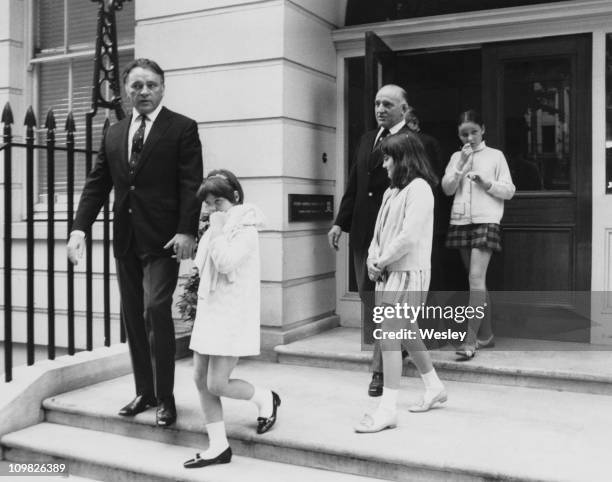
[67,233,85,265]
[327,225,342,251]
[164,233,196,261]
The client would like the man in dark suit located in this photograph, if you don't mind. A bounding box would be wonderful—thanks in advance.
[67,58,203,426]
[328,84,413,397]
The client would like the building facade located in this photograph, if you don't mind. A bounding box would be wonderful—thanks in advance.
[2,0,612,354]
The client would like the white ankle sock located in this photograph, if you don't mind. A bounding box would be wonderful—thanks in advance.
[379,387,398,412]
[202,421,229,458]
[250,386,273,418]
[421,369,444,391]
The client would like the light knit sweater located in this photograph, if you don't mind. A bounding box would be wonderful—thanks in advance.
[368,178,433,272]
[441,141,515,225]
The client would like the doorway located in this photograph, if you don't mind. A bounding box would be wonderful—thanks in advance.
[344,33,592,342]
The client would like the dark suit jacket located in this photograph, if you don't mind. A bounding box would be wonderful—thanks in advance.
[73,107,203,258]
[334,125,413,257]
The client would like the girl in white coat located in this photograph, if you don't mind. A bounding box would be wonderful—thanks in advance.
[184,170,280,469]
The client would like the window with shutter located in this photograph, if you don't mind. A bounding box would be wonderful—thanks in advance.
[33,0,135,202]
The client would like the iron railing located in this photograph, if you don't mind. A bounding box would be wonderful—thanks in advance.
[1,0,131,382]
[1,104,123,382]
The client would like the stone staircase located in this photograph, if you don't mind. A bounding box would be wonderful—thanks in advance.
[2,327,612,481]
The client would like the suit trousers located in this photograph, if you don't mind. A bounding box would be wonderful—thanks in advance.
[116,247,179,401]
[354,248,409,374]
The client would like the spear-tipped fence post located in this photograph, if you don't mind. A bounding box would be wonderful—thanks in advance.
[65,112,76,355]
[45,108,56,360]
[102,116,111,346]
[3,102,14,381]
[24,106,36,365]
[85,110,93,351]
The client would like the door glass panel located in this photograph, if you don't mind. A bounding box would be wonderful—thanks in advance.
[504,58,571,191]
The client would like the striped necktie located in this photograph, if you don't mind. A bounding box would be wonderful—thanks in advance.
[373,128,390,152]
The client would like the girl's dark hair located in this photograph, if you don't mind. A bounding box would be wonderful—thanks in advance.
[380,132,438,189]
[197,169,244,204]
[457,109,484,127]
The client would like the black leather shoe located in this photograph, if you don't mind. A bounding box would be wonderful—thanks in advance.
[156,397,177,427]
[118,395,157,417]
[256,391,281,434]
[368,372,383,397]
[184,447,232,468]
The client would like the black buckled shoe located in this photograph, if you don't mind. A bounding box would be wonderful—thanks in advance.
[183,447,232,468]
[156,397,177,427]
[256,391,281,434]
[368,372,384,397]
[118,395,157,417]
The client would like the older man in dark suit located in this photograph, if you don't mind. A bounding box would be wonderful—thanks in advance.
[67,58,203,426]
[328,84,413,397]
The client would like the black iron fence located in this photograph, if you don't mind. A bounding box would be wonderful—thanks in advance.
[1,102,125,382]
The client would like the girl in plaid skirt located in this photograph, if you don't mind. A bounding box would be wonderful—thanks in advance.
[442,110,515,360]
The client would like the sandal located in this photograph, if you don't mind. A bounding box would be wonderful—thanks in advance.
[409,387,448,413]
[476,335,495,349]
[455,346,476,361]
[354,409,397,433]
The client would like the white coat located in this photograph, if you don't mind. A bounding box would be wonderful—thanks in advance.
[189,203,265,357]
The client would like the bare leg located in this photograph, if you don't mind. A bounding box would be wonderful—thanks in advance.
[380,314,403,389]
[207,356,254,400]
[193,352,221,424]
[380,306,444,415]
[460,248,493,349]
[192,353,230,460]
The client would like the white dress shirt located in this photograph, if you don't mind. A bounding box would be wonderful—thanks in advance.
[128,103,163,160]
[71,104,164,240]
[373,119,406,148]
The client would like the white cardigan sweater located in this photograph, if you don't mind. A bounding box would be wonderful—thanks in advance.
[441,142,515,225]
[368,178,433,272]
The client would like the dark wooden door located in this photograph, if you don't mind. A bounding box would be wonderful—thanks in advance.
[364,31,396,130]
[482,35,592,341]
[348,32,397,293]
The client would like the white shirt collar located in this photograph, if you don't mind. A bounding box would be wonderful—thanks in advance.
[389,119,406,134]
[378,119,406,136]
[131,103,163,125]
[473,140,486,152]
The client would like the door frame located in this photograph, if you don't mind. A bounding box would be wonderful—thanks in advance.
[333,2,611,339]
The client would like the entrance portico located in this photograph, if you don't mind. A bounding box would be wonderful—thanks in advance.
[332,0,612,345]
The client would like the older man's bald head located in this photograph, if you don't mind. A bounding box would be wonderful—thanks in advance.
[375,84,409,129]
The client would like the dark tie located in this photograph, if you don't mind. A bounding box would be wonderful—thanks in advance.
[130,115,148,168]
[373,128,390,152]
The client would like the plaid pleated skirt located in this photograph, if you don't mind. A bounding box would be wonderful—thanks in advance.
[445,223,502,252]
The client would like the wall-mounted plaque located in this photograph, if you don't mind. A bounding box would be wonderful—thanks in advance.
[288,194,334,222]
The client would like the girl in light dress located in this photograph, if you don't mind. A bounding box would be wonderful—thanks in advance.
[442,110,515,360]
[355,132,446,433]
[184,170,280,469]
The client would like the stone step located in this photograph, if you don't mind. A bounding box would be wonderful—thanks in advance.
[37,359,611,481]
[275,327,612,395]
[1,423,386,482]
